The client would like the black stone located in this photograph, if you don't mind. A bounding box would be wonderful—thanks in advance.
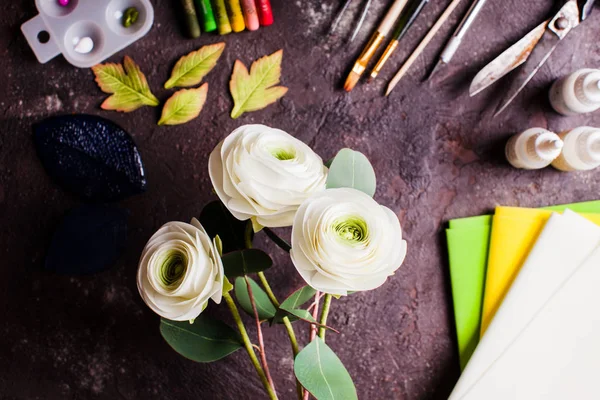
[33,114,147,202]
[45,205,129,275]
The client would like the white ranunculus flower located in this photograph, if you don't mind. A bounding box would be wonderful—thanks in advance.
[290,188,407,295]
[208,124,328,229]
[137,218,224,321]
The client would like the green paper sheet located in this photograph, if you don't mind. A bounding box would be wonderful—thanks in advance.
[446,200,600,371]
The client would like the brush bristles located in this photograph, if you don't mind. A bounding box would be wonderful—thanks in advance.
[344,71,361,92]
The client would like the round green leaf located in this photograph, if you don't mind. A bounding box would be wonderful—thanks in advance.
[234,277,277,320]
[221,249,273,277]
[294,337,358,400]
[326,148,376,197]
[272,286,316,324]
[160,315,242,363]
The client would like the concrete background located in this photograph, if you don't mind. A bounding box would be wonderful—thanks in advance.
[1,0,599,399]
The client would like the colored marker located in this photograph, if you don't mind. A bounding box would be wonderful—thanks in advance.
[226,0,245,32]
[180,0,201,38]
[195,0,217,32]
[212,0,232,35]
[254,0,273,26]
[240,0,259,30]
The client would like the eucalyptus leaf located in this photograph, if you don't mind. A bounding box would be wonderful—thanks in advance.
[273,286,316,324]
[294,337,358,400]
[160,315,242,363]
[234,277,276,320]
[326,148,376,197]
[221,249,272,277]
[199,201,251,253]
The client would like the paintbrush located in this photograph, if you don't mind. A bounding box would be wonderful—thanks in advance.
[344,0,410,92]
[369,0,430,81]
[386,0,463,95]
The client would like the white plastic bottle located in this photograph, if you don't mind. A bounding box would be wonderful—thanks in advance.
[551,127,600,171]
[549,68,600,115]
[505,128,564,170]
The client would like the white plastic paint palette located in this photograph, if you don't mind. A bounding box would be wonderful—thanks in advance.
[21,0,154,68]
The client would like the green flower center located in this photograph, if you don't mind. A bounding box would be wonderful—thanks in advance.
[332,216,369,245]
[158,250,187,287]
[269,145,296,161]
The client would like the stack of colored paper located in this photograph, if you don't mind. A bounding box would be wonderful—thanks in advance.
[446,200,600,398]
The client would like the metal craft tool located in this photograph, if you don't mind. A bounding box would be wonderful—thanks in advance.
[386,0,464,95]
[344,0,411,91]
[329,0,355,35]
[470,0,597,116]
[350,0,373,42]
[370,0,430,81]
[426,0,489,81]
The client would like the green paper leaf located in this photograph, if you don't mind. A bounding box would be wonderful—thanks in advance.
[234,277,277,320]
[273,286,316,324]
[294,337,357,400]
[229,49,288,119]
[158,84,208,126]
[164,42,226,89]
[160,315,242,363]
[326,148,376,197]
[200,201,251,253]
[221,249,272,277]
[280,286,317,311]
[92,56,159,112]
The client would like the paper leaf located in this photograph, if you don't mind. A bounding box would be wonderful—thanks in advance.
[160,316,242,363]
[234,277,277,320]
[221,249,273,277]
[92,56,159,112]
[326,148,377,197]
[229,49,288,119]
[272,286,316,324]
[33,114,147,202]
[164,43,226,89]
[199,201,252,253]
[158,84,208,126]
[45,205,128,275]
[294,337,358,400]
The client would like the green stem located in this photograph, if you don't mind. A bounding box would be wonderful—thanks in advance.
[258,272,280,307]
[318,294,333,340]
[263,227,292,253]
[283,316,303,400]
[256,271,303,400]
[244,221,254,249]
[223,292,278,400]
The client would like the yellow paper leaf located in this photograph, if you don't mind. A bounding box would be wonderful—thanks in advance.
[229,50,288,119]
[164,43,226,89]
[92,56,159,112]
[158,83,208,126]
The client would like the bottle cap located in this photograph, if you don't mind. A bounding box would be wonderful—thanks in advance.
[580,128,600,164]
[582,71,600,103]
[534,132,563,161]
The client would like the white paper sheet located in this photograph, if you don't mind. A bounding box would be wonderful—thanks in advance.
[449,210,600,400]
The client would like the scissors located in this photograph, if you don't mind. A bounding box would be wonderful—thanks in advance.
[470,0,597,116]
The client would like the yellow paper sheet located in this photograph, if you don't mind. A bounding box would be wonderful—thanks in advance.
[480,207,600,334]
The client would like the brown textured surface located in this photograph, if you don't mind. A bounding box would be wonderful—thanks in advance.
[1,1,599,399]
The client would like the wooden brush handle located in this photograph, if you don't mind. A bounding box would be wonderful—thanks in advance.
[387,0,464,94]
